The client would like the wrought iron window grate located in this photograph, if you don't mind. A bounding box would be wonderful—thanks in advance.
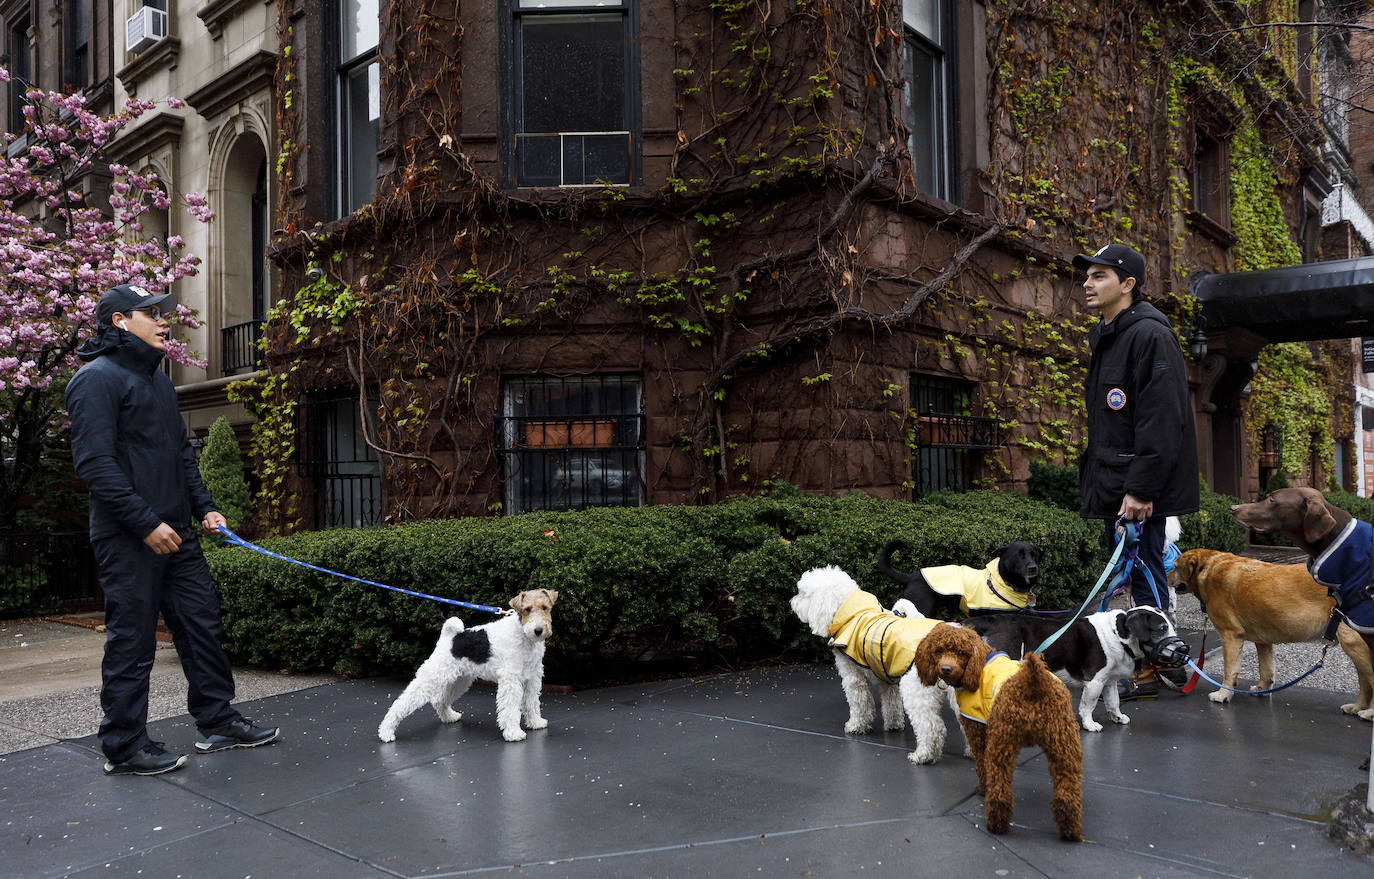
[498,374,644,514]
[297,390,382,529]
[911,374,1000,496]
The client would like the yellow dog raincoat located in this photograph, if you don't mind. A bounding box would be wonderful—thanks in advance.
[954,652,1021,724]
[827,590,941,683]
[919,560,1033,614]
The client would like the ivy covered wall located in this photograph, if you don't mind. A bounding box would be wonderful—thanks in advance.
[243,0,1331,531]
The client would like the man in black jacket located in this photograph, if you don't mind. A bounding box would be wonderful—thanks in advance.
[65,284,279,775]
[1074,245,1199,699]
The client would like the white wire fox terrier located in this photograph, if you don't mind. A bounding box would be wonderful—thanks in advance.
[789,566,953,764]
[377,589,559,743]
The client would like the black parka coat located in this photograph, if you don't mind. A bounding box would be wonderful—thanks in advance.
[64,329,217,542]
[1078,300,1200,519]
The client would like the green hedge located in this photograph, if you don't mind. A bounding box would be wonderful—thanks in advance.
[207,489,1104,681]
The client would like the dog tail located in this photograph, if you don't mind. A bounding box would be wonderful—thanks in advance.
[441,617,465,638]
[876,540,916,580]
[1020,652,1057,699]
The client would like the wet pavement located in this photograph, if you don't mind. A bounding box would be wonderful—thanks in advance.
[3,627,1374,879]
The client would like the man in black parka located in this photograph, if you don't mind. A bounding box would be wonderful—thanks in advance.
[1074,245,1199,699]
[65,284,279,775]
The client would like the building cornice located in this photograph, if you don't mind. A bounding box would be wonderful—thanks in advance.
[107,112,185,166]
[116,38,182,97]
[197,0,274,40]
[185,50,277,121]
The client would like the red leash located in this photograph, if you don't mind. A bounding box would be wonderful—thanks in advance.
[1180,623,1208,694]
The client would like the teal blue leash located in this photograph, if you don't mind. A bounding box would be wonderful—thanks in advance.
[214,526,509,615]
[1031,519,1133,654]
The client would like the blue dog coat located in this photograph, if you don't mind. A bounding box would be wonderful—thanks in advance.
[1309,518,1374,634]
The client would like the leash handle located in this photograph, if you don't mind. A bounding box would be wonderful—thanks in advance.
[213,526,510,615]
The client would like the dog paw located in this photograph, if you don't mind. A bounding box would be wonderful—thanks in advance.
[908,749,940,765]
[1110,712,1130,725]
[437,710,462,724]
[1208,690,1232,704]
[377,728,395,743]
[1359,708,1374,722]
[843,721,872,735]
[1080,718,1103,733]
[502,729,528,742]
[526,717,548,730]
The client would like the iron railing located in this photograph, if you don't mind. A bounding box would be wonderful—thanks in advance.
[221,320,264,376]
[0,531,101,618]
[913,412,1002,496]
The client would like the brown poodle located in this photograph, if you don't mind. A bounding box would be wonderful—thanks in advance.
[914,623,1084,841]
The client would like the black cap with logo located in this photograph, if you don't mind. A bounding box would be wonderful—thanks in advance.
[95,284,175,326]
[1072,244,1145,287]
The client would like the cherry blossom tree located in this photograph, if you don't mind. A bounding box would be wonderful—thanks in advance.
[0,70,213,532]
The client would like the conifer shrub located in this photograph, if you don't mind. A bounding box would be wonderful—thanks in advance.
[198,417,253,533]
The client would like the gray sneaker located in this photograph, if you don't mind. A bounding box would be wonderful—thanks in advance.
[195,717,280,752]
[104,742,187,776]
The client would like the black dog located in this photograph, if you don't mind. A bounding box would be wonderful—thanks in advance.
[876,540,1042,619]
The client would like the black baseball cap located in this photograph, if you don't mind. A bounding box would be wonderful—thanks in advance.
[1072,244,1145,287]
[96,284,175,326]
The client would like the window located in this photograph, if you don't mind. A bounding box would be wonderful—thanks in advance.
[499,375,644,514]
[1319,26,1352,153]
[902,0,954,201]
[509,0,635,187]
[911,375,998,496]
[298,391,382,529]
[65,0,89,90]
[1192,132,1226,221]
[7,11,31,135]
[336,0,380,215]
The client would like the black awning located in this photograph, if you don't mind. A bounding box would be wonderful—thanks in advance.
[1192,256,1374,342]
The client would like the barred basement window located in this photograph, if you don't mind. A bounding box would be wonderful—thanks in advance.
[911,374,999,497]
[298,390,382,529]
[498,375,644,514]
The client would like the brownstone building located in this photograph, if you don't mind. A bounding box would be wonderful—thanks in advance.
[247,0,1366,531]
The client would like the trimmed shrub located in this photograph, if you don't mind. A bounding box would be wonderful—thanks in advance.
[1324,490,1374,525]
[1027,460,1079,512]
[1177,483,1248,555]
[198,417,253,532]
[206,489,1105,682]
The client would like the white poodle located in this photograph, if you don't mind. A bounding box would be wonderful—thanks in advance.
[790,566,951,764]
[378,589,558,743]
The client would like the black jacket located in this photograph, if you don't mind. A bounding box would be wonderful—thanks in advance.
[1078,300,1199,519]
[64,329,217,542]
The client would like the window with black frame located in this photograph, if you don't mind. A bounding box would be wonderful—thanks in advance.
[911,374,999,496]
[1192,132,1226,223]
[337,0,380,215]
[65,0,88,91]
[510,0,634,188]
[499,375,644,514]
[7,11,31,135]
[298,391,382,529]
[902,0,954,201]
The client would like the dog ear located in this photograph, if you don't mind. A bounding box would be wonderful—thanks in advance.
[543,589,559,606]
[913,628,942,686]
[991,545,1009,559]
[959,632,986,691]
[1031,545,1043,562]
[1116,613,1131,640]
[509,592,528,612]
[1302,496,1337,545]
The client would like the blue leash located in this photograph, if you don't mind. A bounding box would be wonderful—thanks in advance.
[1032,520,1133,654]
[213,526,509,615]
[1183,642,1333,695]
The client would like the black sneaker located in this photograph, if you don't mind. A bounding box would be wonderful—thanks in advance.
[195,717,280,753]
[1117,679,1161,702]
[103,742,187,776]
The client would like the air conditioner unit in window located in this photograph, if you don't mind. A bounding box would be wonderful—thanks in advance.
[126,6,168,54]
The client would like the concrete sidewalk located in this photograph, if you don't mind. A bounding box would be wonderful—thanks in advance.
[2,611,1374,878]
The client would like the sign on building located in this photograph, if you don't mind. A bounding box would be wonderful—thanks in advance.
[1363,338,1374,373]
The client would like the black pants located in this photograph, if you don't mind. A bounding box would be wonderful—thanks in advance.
[92,529,240,762]
[1101,516,1171,613]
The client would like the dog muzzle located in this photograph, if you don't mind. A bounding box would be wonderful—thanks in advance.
[1147,635,1190,669]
